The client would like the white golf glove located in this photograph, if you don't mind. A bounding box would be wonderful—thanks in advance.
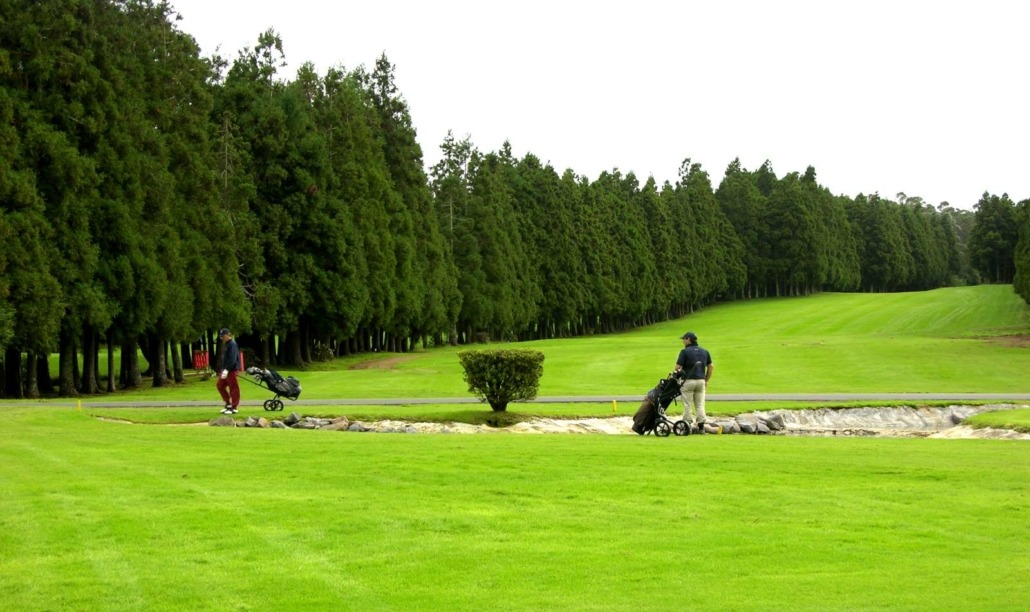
[220,369,228,380]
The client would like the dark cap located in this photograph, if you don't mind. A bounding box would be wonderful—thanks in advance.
[218,328,231,337]
[680,331,697,341]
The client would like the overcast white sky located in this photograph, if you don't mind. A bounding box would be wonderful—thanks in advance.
[170,0,1028,210]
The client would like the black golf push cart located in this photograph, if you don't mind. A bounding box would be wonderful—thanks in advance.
[244,366,302,411]
[632,371,691,437]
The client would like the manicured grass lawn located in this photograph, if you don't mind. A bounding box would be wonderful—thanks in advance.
[20,284,1030,405]
[4,286,1029,610]
[1,407,1027,610]
[967,409,1030,433]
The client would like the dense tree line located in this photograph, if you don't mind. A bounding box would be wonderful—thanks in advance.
[0,1,1025,398]
[1010,198,1030,303]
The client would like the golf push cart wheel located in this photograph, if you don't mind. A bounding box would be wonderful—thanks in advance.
[263,399,285,412]
[673,420,690,436]
[654,421,672,437]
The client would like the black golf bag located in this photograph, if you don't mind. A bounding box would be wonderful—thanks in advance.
[263,369,302,399]
[632,372,683,435]
[245,366,302,411]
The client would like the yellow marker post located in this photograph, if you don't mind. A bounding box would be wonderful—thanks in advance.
[77,399,82,412]
[611,400,617,413]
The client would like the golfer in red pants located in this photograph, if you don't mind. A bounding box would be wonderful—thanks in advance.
[216,328,241,414]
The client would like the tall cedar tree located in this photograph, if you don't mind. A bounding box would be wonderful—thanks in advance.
[716,158,769,298]
[1013,200,1030,302]
[969,192,1018,283]
[303,66,372,353]
[365,55,458,350]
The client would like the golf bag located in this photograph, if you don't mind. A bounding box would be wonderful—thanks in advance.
[245,366,303,410]
[632,372,683,435]
[263,369,302,399]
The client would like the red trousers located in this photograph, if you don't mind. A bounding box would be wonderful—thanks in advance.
[216,369,241,408]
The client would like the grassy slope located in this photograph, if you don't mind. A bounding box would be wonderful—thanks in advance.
[24,284,1030,405]
[3,287,1029,609]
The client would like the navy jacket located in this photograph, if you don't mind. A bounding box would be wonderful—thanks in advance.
[221,339,241,371]
[676,345,711,379]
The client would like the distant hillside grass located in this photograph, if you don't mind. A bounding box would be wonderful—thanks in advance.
[296,284,1030,398]
[17,284,1030,403]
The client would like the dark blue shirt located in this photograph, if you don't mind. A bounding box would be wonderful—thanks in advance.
[221,339,241,371]
[676,345,712,379]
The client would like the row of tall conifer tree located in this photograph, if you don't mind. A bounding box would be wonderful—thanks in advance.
[1,0,1027,397]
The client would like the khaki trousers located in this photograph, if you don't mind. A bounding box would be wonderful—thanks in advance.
[679,378,707,423]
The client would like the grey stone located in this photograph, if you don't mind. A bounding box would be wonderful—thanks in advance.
[761,413,786,431]
[209,416,236,427]
[270,420,287,429]
[736,414,758,433]
[300,417,332,428]
[283,412,301,426]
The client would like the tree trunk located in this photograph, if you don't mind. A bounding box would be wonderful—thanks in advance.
[58,330,78,397]
[152,336,168,387]
[284,330,303,366]
[121,338,142,389]
[300,323,312,364]
[213,334,224,374]
[172,340,184,383]
[4,347,23,398]
[38,353,54,395]
[253,336,265,367]
[106,330,116,393]
[81,324,100,394]
[181,341,193,371]
[24,352,39,398]
[139,335,153,377]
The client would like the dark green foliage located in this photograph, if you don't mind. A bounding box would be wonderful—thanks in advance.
[364,55,428,348]
[716,158,768,298]
[365,55,439,350]
[457,349,545,412]
[1014,200,1030,303]
[678,162,746,301]
[511,155,584,339]
[969,193,1018,283]
[1,0,1007,398]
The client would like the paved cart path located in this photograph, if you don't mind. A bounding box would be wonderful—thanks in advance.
[16,392,1030,408]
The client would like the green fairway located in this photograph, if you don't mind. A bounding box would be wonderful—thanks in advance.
[3,285,1029,610]
[20,284,1030,406]
[283,284,1030,398]
[1,407,1027,610]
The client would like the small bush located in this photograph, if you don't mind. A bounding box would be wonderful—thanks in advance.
[457,349,545,412]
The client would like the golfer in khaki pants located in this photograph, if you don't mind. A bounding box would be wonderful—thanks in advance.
[674,331,713,433]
